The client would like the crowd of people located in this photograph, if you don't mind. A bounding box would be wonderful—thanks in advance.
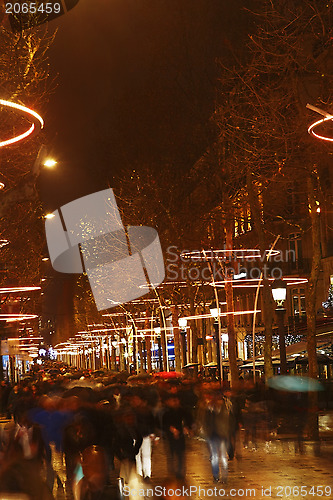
[0,366,316,500]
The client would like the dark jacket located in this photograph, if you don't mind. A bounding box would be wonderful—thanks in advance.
[200,401,231,441]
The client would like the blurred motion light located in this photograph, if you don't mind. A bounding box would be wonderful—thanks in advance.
[43,159,57,168]
[306,103,333,142]
[0,99,44,148]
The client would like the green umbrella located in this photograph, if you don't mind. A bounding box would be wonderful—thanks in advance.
[267,375,324,392]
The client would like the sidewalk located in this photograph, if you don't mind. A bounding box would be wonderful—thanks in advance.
[50,427,333,499]
[139,436,333,499]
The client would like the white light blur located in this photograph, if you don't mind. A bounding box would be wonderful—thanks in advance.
[43,159,57,168]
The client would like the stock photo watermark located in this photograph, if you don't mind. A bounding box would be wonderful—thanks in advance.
[165,245,297,282]
[45,188,165,311]
[122,484,332,498]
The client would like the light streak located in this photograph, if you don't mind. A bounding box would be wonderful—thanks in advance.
[3,314,38,322]
[78,327,127,334]
[308,116,333,142]
[0,99,44,148]
[306,103,333,142]
[0,286,40,294]
[7,337,42,341]
[181,249,280,260]
[212,277,308,288]
[179,310,261,322]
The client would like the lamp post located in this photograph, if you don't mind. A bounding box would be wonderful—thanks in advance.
[209,302,223,382]
[154,326,163,371]
[178,318,188,368]
[272,279,287,375]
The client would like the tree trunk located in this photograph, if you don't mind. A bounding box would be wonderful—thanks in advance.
[201,309,208,366]
[189,288,198,376]
[145,310,152,373]
[306,172,320,379]
[247,170,274,379]
[225,215,239,387]
[160,310,168,372]
[171,306,182,372]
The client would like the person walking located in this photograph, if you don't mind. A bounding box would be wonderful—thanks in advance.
[130,394,156,481]
[198,391,231,483]
[161,394,193,480]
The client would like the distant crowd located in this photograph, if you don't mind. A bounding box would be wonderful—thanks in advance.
[0,364,323,500]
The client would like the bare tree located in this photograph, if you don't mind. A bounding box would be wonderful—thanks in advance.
[209,0,333,379]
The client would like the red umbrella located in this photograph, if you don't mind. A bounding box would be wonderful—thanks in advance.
[154,371,184,379]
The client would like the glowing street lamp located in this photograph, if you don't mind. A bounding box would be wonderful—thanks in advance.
[209,301,223,382]
[178,318,187,329]
[178,318,188,367]
[154,326,162,370]
[272,279,287,308]
[272,279,287,374]
[45,213,55,220]
[209,304,220,319]
[43,159,57,168]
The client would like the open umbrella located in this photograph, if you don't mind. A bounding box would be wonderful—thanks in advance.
[127,373,152,382]
[267,375,324,393]
[154,371,184,379]
[62,386,97,402]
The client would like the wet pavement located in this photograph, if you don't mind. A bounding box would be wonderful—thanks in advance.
[145,435,333,500]
[49,428,333,499]
[1,415,332,499]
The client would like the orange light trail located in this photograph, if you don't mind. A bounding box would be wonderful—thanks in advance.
[212,277,308,288]
[179,310,261,321]
[181,249,281,260]
[0,286,40,294]
[0,99,44,148]
[3,314,38,322]
[308,115,333,142]
[306,103,333,142]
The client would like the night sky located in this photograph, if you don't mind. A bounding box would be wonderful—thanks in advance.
[39,0,252,211]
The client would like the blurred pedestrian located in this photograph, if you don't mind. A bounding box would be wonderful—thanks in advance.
[73,445,111,500]
[0,380,11,417]
[113,405,143,485]
[161,395,193,480]
[198,391,231,483]
[0,409,53,499]
[130,393,157,481]
[7,383,22,421]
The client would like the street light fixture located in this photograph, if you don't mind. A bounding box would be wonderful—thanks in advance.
[209,304,219,319]
[43,159,57,168]
[209,301,223,382]
[154,326,162,370]
[178,318,187,329]
[272,278,287,374]
[272,279,287,307]
[178,318,188,368]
